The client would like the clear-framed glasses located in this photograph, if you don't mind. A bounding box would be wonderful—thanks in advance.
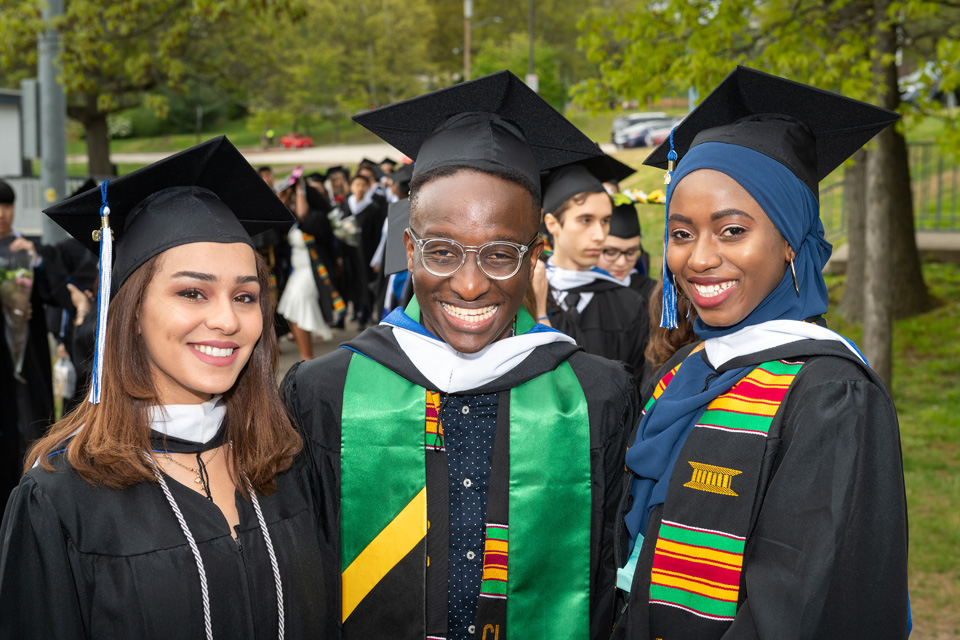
[602,247,640,262]
[406,228,539,280]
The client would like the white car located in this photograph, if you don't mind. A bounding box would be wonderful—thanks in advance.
[611,112,669,147]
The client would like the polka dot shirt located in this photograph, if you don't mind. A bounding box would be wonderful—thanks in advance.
[441,392,498,640]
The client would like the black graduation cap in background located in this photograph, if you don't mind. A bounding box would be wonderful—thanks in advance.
[380,156,398,167]
[44,136,294,292]
[541,154,636,215]
[0,178,14,204]
[384,199,411,275]
[609,201,642,238]
[644,66,900,197]
[353,71,603,194]
[389,162,414,188]
[325,165,349,179]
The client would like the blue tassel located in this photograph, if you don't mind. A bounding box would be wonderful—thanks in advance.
[89,181,112,404]
[660,130,679,329]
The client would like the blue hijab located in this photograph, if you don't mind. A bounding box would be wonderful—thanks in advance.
[623,142,833,547]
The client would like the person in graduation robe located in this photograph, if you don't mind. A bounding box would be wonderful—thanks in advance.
[596,199,656,303]
[0,179,55,506]
[613,67,910,639]
[0,137,329,639]
[282,71,641,640]
[540,163,649,378]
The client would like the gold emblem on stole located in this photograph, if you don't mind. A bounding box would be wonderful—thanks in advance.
[684,461,742,496]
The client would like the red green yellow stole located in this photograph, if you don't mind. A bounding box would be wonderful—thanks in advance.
[339,306,592,640]
[301,231,345,316]
[644,358,805,638]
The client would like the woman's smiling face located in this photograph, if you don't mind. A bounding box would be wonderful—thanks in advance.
[666,169,794,328]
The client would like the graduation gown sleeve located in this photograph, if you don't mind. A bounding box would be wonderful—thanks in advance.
[722,356,909,639]
[0,476,85,638]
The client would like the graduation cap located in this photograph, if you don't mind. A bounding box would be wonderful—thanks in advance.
[304,171,326,183]
[380,156,397,168]
[389,162,414,188]
[384,199,412,276]
[43,136,293,403]
[541,154,636,215]
[609,198,641,239]
[352,71,603,196]
[325,165,349,179]
[644,66,899,199]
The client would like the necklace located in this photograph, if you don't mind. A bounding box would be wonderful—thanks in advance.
[160,446,220,497]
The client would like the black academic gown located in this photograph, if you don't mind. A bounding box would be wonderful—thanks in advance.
[614,340,910,639]
[281,323,642,640]
[627,271,656,303]
[548,280,650,379]
[0,437,330,639]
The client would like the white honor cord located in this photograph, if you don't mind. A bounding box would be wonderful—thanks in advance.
[145,452,213,640]
[146,452,285,640]
[88,223,111,404]
[246,477,285,640]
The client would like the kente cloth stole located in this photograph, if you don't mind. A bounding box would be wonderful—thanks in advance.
[339,324,592,640]
[645,358,804,639]
[301,232,345,314]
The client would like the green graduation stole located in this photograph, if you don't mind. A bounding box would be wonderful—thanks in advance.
[340,303,592,640]
[645,358,804,639]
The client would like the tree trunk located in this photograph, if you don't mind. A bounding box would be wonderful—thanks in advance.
[862,0,897,388]
[888,127,935,317]
[83,112,113,176]
[838,149,867,322]
[864,129,894,388]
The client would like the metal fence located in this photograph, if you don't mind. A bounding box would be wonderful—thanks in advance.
[819,142,959,241]
[0,176,90,236]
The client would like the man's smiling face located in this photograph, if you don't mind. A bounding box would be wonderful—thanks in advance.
[405,169,542,354]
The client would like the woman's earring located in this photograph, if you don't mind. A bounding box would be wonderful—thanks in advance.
[790,258,799,296]
[673,275,687,300]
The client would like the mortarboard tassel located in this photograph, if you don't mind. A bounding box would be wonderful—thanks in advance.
[89,180,112,404]
[660,130,679,329]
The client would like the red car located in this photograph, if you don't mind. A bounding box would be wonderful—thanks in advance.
[280,132,314,148]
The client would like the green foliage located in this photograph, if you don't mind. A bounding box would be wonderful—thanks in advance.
[472,33,567,110]
[574,0,960,158]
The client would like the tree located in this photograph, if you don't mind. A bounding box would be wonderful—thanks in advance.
[576,0,958,386]
[0,0,304,175]
[472,33,567,110]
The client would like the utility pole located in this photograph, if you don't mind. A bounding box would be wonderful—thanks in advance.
[525,1,538,93]
[463,0,473,81]
[38,0,68,244]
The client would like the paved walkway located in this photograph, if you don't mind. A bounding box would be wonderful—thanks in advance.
[276,324,361,384]
[825,231,960,273]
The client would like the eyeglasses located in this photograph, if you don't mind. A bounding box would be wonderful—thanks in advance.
[406,228,539,280]
[602,247,640,261]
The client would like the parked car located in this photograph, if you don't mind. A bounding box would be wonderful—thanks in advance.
[617,118,676,149]
[611,112,669,147]
[644,117,686,148]
[280,132,314,148]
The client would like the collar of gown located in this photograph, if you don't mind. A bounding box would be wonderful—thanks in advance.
[148,395,226,450]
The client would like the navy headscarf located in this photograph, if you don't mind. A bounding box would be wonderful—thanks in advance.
[623,141,833,547]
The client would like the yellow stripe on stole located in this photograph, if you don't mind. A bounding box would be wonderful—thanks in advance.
[707,395,780,417]
[341,487,427,621]
[746,368,797,388]
[656,539,743,569]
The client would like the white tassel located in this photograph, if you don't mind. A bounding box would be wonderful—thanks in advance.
[89,184,112,404]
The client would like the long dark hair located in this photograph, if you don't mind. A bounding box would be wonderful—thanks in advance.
[26,249,301,496]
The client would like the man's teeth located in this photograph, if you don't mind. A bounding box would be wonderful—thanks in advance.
[193,345,235,358]
[441,303,498,323]
[692,281,735,298]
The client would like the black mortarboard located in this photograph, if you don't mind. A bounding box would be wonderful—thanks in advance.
[304,171,326,183]
[385,199,411,275]
[609,201,641,238]
[390,163,414,188]
[359,158,379,169]
[0,178,14,204]
[325,165,348,179]
[644,66,899,197]
[44,136,293,293]
[380,156,397,167]
[541,154,635,214]
[352,71,602,195]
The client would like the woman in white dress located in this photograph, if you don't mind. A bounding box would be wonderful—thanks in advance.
[277,180,332,360]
